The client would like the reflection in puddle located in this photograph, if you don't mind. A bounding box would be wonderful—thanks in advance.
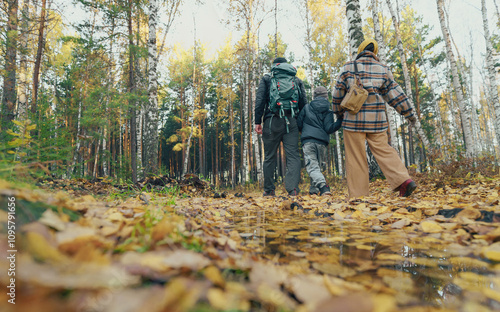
[225,209,500,310]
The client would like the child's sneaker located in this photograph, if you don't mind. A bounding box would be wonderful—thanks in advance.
[263,190,275,197]
[319,185,331,196]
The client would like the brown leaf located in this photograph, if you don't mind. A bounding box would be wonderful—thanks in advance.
[456,208,482,220]
[315,293,373,312]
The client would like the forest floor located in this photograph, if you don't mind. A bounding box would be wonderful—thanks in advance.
[1,171,500,312]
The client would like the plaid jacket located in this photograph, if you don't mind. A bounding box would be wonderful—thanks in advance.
[332,51,414,132]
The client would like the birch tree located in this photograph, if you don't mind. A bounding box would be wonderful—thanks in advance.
[346,0,364,58]
[17,0,30,122]
[482,0,500,148]
[386,0,431,157]
[371,0,399,154]
[227,0,267,184]
[128,0,138,183]
[298,0,316,91]
[436,0,474,157]
[182,16,198,176]
[144,0,160,177]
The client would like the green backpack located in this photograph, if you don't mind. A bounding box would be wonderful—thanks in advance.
[268,62,300,118]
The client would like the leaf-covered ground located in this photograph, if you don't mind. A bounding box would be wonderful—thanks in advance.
[1,173,499,312]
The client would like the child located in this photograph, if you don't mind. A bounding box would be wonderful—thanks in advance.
[297,86,342,195]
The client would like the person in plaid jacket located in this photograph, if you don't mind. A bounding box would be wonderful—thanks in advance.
[332,38,417,199]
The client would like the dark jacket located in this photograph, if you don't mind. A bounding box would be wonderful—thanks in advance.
[297,97,342,146]
[254,73,307,124]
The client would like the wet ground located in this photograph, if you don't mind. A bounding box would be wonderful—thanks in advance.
[174,179,500,311]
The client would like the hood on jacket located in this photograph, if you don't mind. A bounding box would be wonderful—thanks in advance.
[310,97,330,114]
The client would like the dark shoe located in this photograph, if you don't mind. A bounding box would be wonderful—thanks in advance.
[288,188,299,196]
[399,179,417,197]
[309,191,318,196]
[263,190,275,197]
[319,185,331,196]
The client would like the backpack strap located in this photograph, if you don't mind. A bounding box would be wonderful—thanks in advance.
[353,61,363,88]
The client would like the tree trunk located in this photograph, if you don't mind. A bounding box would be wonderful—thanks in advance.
[416,32,447,155]
[32,0,47,115]
[230,85,236,189]
[102,16,116,177]
[386,0,431,159]
[242,55,250,184]
[482,0,500,149]
[346,0,364,58]
[468,36,481,155]
[436,0,474,157]
[2,0,18,128]
[183,17,197,176]
[371,0,399,154]
[128,0,138,183]
[303,0,315,91]
[17,0,29,122]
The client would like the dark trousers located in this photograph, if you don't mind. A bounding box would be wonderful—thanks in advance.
[262,116,301,193]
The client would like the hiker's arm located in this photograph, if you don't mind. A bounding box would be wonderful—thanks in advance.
[381,68,413,119]
[297,108,305,131]
[324,111,342,134]
[332,66,349,116]
[298,79,307,111]
[255,76,269,125]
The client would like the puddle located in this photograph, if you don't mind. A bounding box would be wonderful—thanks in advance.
[223,208,500,310]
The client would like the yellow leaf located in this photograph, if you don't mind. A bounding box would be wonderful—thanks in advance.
[25,232,69,263]
[8,138,21,145]
[482,242,500,262]
[420,221,443,233]
[12,120,23,126]
[204,266,225,287]
[323,275,346,296]
[207,288,230,310]
[372,294,397,312]
[376,254,405,261]
[483,288,500,302]
[7,150,15,154]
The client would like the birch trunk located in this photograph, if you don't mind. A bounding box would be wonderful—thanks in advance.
[183,17,197,176]
[467,38,480,155]
[371,0,399,154]
[482,0,500,148]
[17,0,29,122]
[387,0,431,155]
[242,27,253,184]
[252,63,262,185]
[183,93,195,176]
[436,0,474,156]
[346,0,364,59]
[103,17,116,177]
[128,0,138,183]
[304,0,315,90]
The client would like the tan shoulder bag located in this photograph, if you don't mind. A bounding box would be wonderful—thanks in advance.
[340,61,368,115]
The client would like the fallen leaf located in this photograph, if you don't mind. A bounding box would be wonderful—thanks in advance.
[420,220,443,233]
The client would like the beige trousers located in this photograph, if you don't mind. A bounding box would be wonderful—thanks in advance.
[344,130,410,198]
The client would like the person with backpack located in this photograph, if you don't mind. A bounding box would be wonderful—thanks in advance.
[332,38,417,199]
[297,86,343,196]
[255,57,307,196]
